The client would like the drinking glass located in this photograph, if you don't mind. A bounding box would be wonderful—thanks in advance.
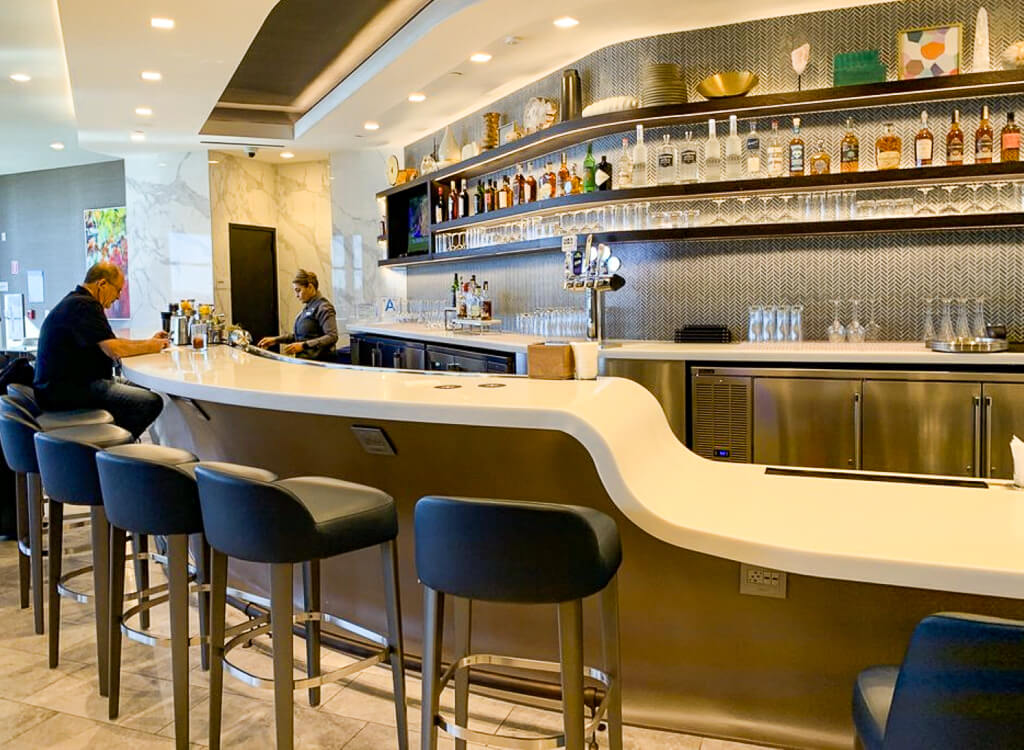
[587,208,602,232]
[775,304,791,341]
[955,297,971,339]
[788,304,804,341]
[710,197,728,225]
[761,305,777,343]
[967,183,984,213]
[939,184,960,215]
[972,297,987,339]
[864,299,882,341]
[735,196,751,224]
[758,195,774,223]
[939,298,955,341]
[844,191,858,219]
[915,186,935,216]
[922,297,936,342]
[847,299,866,343]
[606,204,622,230]
[621,203,636,230]
[780,194,796,221]
[827,300,846,343]
[747,305,763,342]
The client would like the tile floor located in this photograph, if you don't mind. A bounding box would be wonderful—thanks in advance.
[0,533,776,749]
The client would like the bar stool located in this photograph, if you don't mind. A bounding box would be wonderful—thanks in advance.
[6,384,114,430]
[96,445,206,748]
[33,425,137,695]
[195,464,409,750]
[414,496,624,750]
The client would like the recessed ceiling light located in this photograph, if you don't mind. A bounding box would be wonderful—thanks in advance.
[408,93,426,102]
[9,73,31,83]
[141,71,162,81]
[208,159,219,164]
[553,16,579,28]
[130,131,146,142]
[280,151,295,159]
[49,142,64,150]
[364,121,380,131]
[150,17,175,29]
[469,52,492,63]
[158,162,167,167]
[135,106,153,116]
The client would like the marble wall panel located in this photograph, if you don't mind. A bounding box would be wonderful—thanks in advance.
[275,161,332,329]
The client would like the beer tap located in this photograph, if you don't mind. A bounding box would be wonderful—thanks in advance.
[562,235,625,342]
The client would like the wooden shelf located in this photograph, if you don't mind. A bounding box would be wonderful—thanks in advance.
[378,211,1024,267]
[377,70,1024,199]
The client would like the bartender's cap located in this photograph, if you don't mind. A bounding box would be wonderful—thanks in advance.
[292,269,319,289]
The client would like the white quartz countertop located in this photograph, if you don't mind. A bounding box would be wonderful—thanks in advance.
[124,346,1024,599]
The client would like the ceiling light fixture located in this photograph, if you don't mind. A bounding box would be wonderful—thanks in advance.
[280,151,295,159]
[150,17,175,29]
[135,107,153,116]
[9,73,31,83]
[140,71,162,81]
[130,131,146,142]
[208,159,219,164]
[49,142,65,151]
[469,52,492,63]
[553,16,579,28]
[408,93,426,102]
[364,121,380,131]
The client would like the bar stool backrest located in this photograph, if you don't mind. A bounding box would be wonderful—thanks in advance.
[0,410,40,474]
[97,451,201,535]
[34,431,104,506]
[414,496,622,603]
[883,612,1024,748]
[6,384,41,416]
[0,396,41,428]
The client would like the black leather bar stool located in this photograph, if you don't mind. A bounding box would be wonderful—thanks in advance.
[96,444,205,749]
[6,384,114,430]
[414,496,624,750]
[33,425,137,695]
[195,464,409,750]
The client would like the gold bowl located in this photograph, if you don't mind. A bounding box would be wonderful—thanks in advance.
[696,71,760,99]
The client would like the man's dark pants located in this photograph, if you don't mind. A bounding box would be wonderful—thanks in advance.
[36,380,163,440]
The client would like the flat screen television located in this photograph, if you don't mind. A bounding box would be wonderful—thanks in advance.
[407,193,429,255]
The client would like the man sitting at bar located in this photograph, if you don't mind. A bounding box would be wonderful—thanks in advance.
[33,262,169,439]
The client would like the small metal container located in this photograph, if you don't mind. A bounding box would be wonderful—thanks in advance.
[560,69,582,121]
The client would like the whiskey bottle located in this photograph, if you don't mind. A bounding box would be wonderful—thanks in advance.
[435,185,446,223]
[458,179,470,217]
[704,118,722,182]
[679,131,699,183]
[947,110,965,165]
[875,122,901,170]
[809,140,830,175]
[525,162,538,202]
[447,180,459,220]
[745,122,761,176]
[513,164,526,205]
[840,118,859,173]
[632,124,648,187]
[724,115,743,180]
[596,155,613,190]
[481,281,492,320]
[474,181,485,214]
[975,105,994,164]
[570,165,583,194]
[498,175,512,208]
[616,137,632,189]
[788,117,805,177]
[1001,112,1020,162]
[914,111,934,167]
[766,120,784,177]
[583,143,597,192]
[656,133,678,185]
[483,179,494,211]
[558,153,571,196]
[542,160,557,200]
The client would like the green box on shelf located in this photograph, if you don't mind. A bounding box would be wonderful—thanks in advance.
[833,49,887,86]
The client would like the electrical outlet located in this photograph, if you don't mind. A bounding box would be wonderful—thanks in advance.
[739,564,787,598]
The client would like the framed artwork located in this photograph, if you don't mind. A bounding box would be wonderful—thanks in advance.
[84,206,130,319]
[898,23,962,79]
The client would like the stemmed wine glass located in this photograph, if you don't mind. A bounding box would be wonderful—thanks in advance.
[922,297,936,342]
[864,298,882,341]
[827,300,846,342]
[955,297,971,339]
[939,298,955,341]
[972,297,987,339]
[847,299,866,343]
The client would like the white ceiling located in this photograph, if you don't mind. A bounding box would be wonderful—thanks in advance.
[4,0,896,174]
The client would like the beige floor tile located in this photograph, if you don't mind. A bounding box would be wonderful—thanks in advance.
[340,720,481,750]
[2,712,197,749]
[0,644,91,700]
[0,696,57,744]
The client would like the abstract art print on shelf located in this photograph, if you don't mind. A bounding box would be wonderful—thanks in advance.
[898,23,962,79]
[84,206,130,319]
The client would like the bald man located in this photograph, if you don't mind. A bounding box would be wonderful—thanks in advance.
[33,263,169,439]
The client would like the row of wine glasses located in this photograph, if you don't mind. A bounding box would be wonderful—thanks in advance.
[922,297,986,342]
[509,307,587,339]
[827,299,883,343]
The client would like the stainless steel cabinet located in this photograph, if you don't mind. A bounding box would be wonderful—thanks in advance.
[982,383,1024,479]
[425,344,515,374]
[862,379,981,477]
[753,377,861,470]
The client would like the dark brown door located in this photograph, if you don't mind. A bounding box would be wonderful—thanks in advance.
[228,224,278,343]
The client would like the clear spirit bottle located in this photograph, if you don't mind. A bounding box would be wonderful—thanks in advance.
[632,124,648,187]
[616,137,632,189]
[745,122,761,176]
[656,133,678,185]
[766,120,784,177]
[704,118,722,182]
[724,114,743,180]
[679,130,699,183]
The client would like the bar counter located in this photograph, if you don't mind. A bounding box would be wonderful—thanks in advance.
[123,345,1024,749]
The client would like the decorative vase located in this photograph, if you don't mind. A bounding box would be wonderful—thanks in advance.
[438,126,460,165]
[481,112,500,150]
[974,7,991,72]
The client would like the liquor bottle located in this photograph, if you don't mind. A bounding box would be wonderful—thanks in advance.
[447,180,459,220]
[632,124,648,187]
[656,133,678,185]
[484,179,494,211]
[542,161,557,199]
[745,122,761,176]
[840,117,859,173]
[616,137,632,189]
[513,164,526,205]
[481,281,492,320]
[766,120,784,177]
[450,273,459,307]
[975,105,994,164]
[914,111,934,167]
[457,281,467,317]
[525,162,538,202]
[499,175,512,208]
[679,130,699,183]
[468,275,481,318]
[570,165,583,194]
[583,143,597,192]
[724,115,743,180]
[474,181,485,214]
[435,185,446,223]
[946,110,965,165]
[596,155,612,190]
[875,122,901,170]
[704,118,722,182]
[788,117,805,177]
[558,153,571,196]
[458,179,470,218]
[1001,112,1020,162]
[809,140,830,175]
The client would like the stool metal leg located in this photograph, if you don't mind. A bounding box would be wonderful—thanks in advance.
[47,501,64,668]
[167,535,191,750]
[453,597,472,750]
[27,473,44,635]
[191,533,211,671]
[600,578,623,750]
[91,506,111,697]
[208,549,228,750]
[270,562,295,750]
[381,540,409,750]
[421,586,444,750]
[15,472,29,609]
[132,533,150,630]
[301,559,321,707]
[558,600,585,750]
[108,525,128,719]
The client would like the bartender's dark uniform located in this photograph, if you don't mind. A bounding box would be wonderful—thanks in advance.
[278,293,339,361]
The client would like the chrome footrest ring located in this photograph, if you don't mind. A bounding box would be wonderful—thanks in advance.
[56,563,94,603]
[119,578,211,648]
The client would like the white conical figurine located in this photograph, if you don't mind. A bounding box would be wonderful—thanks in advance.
[974,7,991,72]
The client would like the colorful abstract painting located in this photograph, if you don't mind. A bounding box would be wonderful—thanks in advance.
[899,24,962,79]
[84,206,130,319]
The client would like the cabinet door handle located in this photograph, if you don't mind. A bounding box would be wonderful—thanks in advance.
[985,395,993,478]
[972,395,982,477]
[370,346,381,367]
[853,391,862,470]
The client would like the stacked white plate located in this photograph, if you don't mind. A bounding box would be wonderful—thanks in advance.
[641,62,686,106]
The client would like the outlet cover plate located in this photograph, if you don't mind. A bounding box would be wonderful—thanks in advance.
[740,564,787,598]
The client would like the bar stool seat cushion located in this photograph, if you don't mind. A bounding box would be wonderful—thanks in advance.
[50,423,133,449]
[97,445,201,536]
[178,461,277,483]
[414,496,622,603]
[103,443,196,465]
[852,665,897,750]
[34,427,134,506]
[37,409,115,431]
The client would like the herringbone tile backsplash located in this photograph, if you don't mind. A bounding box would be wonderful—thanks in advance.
[404,0,1024,342]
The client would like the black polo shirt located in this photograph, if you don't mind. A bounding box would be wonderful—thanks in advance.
[33,286,116,393]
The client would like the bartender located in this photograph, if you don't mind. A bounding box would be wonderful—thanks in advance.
[257,269,339,361]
